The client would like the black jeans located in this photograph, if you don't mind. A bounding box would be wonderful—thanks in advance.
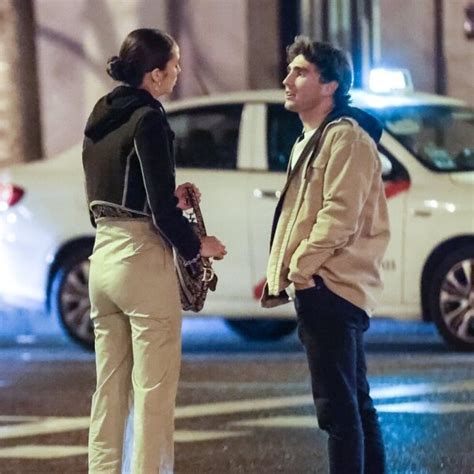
[294,276,386,474]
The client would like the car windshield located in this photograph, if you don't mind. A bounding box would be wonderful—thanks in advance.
[370,105,474,172]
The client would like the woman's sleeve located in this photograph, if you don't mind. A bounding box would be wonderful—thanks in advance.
[134,111,200,263]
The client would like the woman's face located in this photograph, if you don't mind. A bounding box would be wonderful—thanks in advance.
[159,44,181,96]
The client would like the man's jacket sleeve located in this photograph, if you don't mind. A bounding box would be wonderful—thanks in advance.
[288,128,377,285]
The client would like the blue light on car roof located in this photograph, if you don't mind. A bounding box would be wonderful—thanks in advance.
[369,68,414,94]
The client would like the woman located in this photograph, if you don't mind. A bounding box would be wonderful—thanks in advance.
[83,29,226,474]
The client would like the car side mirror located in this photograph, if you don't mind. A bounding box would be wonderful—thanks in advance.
[379,152,393,178]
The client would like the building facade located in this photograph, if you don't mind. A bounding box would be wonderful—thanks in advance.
[0,0,472,163]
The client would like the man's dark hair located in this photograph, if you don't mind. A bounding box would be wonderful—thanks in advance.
[287,36,353,108]
[106,29,176,87]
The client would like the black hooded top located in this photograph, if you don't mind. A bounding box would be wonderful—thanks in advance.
[82,86,200,263]
[339,105,383,143]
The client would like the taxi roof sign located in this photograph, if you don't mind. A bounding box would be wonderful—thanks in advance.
[368,68,414,94]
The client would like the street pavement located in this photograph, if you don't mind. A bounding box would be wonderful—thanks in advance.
[0,315,472,473]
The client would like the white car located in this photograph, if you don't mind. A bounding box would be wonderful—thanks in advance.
[1,88,473,350]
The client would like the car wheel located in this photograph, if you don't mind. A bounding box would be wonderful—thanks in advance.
[50,247,94,350]
[225,319,297,341]
[428,245,474,351]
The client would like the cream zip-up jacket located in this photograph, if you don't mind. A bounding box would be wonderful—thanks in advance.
[261,116,390,315]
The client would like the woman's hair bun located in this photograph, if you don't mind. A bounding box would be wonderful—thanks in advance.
[106,56,128,82]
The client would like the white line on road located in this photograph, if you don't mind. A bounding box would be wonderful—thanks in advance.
[377,401,474,413]
[371,380,474,399]
[0,379,472,459]
[175,379,474,419]
[175,395,312,419]
[0,444,88,459]
[179,381,308,389]
[175,430,250,442]
[0,417,89,440]
[0,379,471,440]
[231,416,318,429]
[0,416,43,422]
[231,398,474,432]
[0,428,250,460]
[179,379,474,399]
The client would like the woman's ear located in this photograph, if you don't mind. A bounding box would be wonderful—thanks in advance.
[151,68,163,85]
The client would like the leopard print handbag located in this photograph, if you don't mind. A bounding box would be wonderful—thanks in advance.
[174,187,218,311]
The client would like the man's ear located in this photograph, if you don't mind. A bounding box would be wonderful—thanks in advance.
[322,80,339,97]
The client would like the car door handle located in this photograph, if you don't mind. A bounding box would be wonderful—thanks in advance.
[412,209,432,217]
[253,189,281,199]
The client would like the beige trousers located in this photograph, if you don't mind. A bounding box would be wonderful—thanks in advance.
[88,218,182,474]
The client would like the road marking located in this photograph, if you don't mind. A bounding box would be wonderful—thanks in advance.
[0,416,42,422]
[179,381,309,389]
[0,445,87,459]
[175,395,312,419]
[0,430,251,459]
[231,398,474,431]
[0,416,89,440]
[175,430,249,442]
[179,379,474,398]
[0,379,472,459]
[231,416,317,429]
[175,379,474,419]
[0,426,249,460]
[371,380,474,399]
[377,402,474,414]
[15,335,37,345]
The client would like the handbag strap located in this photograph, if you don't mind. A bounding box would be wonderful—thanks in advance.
[183,187,217,289]
[185,187,207,237]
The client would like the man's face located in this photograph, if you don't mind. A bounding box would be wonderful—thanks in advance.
[283,54,336,113]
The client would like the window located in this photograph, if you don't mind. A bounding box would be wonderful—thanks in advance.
[266,104,302,172]
[168,105,242,169]
[378,146,409,183]
[370,105,474,172]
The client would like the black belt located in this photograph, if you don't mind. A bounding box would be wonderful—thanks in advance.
[91,205,144,220]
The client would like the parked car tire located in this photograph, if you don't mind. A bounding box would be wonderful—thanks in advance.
[428,245,474,351]
[50,247,94,350]
[225,319,297,341]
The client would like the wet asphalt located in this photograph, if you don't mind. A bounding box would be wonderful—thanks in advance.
[0,312,472,473]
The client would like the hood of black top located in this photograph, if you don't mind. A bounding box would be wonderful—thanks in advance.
[84,86,161,141]
[336,105,384,144]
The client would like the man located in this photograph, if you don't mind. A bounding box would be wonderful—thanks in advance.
[262,37,390,474]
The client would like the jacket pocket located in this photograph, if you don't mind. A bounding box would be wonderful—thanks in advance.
[305,159,326,182]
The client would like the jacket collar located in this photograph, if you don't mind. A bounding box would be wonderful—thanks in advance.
[280,108,351,196]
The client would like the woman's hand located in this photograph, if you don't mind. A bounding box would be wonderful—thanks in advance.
[176,182,201,210]
[200,236,227,260]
